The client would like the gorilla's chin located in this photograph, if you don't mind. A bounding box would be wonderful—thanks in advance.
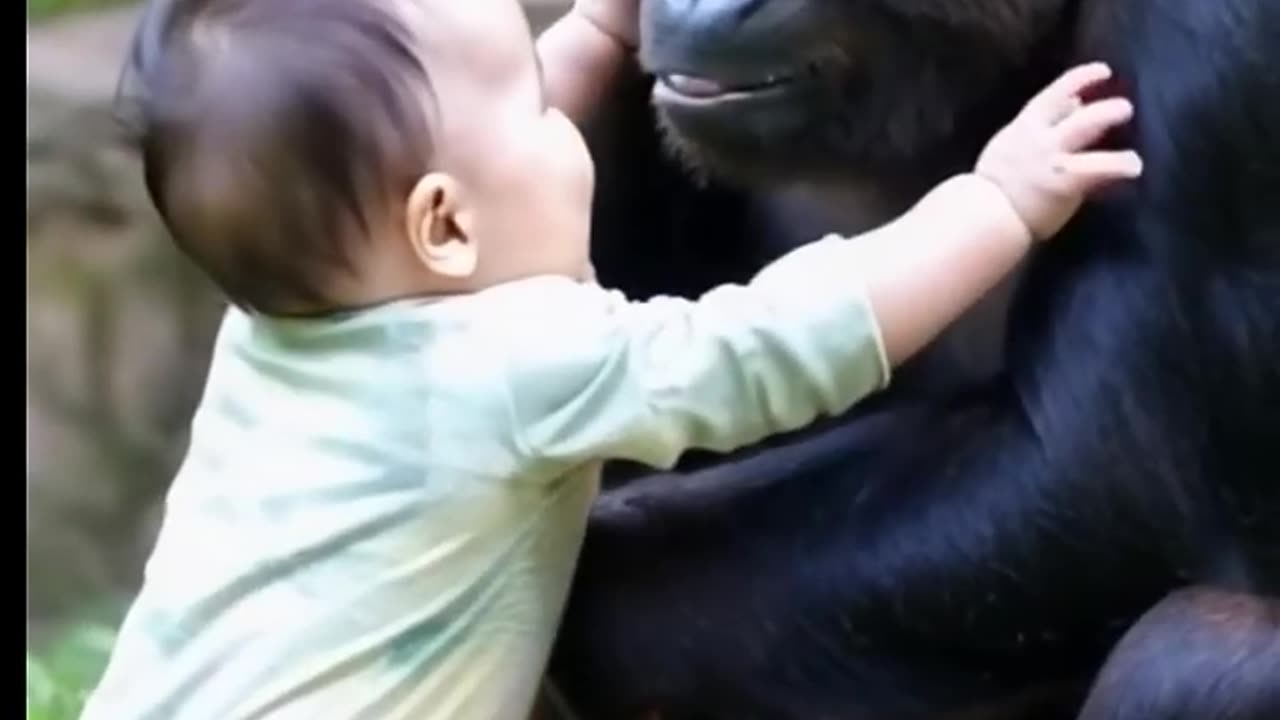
[639,3,865,189]
[644,57,966,193]
[649,71,858,190]
[638,4,1024,192]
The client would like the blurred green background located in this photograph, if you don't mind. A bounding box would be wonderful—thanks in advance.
[26,1,570,717]
[28,0,129,19]
[28,3,223,715]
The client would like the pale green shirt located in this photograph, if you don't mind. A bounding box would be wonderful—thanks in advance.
[80,235,889,720]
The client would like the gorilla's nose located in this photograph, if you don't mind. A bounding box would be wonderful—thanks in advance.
[645,0,773,41]
[642,0,806,79]
[648,0,772,29]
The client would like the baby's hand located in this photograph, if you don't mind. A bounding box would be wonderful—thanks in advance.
[574,0,641,48]
[976,62,1143,242]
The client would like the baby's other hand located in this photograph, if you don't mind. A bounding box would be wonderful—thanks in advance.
[976,62,1143,242]
[574,0,641,48]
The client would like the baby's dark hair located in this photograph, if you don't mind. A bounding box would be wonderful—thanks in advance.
[118,0,434,314]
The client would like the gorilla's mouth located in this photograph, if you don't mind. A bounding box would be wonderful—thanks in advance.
[656,71,794,102]
[653,59,829,105]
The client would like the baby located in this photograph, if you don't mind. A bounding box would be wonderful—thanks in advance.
[81,0,1141,718]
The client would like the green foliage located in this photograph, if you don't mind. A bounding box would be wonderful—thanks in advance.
[27,0,134,21]
[27,621,118,720]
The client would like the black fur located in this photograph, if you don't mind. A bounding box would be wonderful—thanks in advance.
[551,0,1280,718]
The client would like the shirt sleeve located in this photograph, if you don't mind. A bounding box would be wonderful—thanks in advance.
[498,234,891,476]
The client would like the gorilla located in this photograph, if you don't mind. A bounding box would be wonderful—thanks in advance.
[546,0,1280,718]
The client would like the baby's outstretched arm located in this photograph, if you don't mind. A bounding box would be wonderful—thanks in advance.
[851,62,1143,366]
[536,0,638,124]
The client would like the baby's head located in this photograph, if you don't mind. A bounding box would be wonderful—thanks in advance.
[123,0,594,315]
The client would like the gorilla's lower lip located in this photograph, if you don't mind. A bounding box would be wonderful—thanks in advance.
[651,54,837,105]
[654,72,795,106]
[658,72,796,98]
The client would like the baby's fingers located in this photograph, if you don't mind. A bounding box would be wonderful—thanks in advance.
[1056,97,1134,151]
[1024,62,1113,123]
[1056,150,1144,190]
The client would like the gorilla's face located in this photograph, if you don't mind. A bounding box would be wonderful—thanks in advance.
[641,0,1065,189]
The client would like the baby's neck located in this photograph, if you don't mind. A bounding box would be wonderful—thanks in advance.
[339,263,586,315]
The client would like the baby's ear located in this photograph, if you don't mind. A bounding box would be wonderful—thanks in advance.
[405,172,478,278]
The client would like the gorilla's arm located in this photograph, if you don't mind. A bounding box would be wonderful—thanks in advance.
[556,1,1279,717]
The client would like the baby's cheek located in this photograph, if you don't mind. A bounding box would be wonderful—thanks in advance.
[577,151,595,203]
[555,119,594,201]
